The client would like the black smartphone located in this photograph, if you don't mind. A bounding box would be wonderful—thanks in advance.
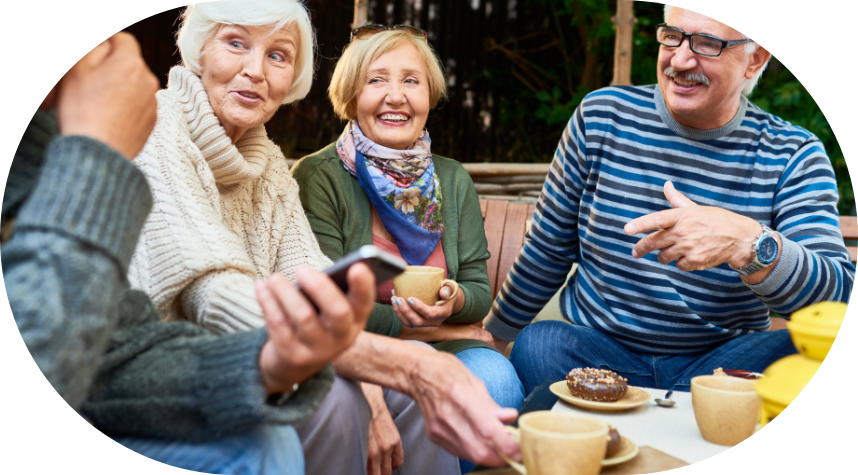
[303,245,407,294]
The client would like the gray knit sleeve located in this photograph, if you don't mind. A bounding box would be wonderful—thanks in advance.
[4,134,153,410]
[81,290,335,441]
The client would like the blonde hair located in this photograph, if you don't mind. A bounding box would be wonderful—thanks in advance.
[663,5,769,96]
[176,0,315,104]
[329,30,448,121]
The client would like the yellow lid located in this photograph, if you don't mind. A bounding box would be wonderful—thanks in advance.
[787,301,846,360]
[788,301,845,336]
[755,354,821,407]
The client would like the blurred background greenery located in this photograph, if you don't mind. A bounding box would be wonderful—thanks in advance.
[128,0,853,214]
[489,0,853,213]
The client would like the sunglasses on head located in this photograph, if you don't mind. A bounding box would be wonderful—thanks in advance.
[350,24,428,43]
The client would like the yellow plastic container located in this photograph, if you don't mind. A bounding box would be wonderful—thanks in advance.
[755,302,858,426]
[787,302,858,361]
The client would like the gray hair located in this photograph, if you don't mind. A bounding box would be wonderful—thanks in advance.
[177,0,315,104]
[663,5,769,96]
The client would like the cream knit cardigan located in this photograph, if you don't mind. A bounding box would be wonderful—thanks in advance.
[128,67,332,334]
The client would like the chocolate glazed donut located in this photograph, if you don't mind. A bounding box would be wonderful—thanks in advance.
[565,368,628,402]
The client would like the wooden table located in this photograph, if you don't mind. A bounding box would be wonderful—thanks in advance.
[552,387,729,464]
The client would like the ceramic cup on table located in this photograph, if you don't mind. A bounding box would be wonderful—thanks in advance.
[501,411,608,475]
[392,266,459,306]
[691,375,761,446]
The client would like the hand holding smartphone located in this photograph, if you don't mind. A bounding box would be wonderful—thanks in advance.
[257,247,399,395]
[297,245,407,296]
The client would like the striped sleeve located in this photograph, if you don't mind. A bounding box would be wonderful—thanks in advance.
[748,138,855,313]
[484,108,588,341]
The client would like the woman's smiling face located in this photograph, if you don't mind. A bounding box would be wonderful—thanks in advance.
[200,23,298,142]
[355,43,431,150]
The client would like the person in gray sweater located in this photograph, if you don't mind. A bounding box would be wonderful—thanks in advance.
[4,32,375,475]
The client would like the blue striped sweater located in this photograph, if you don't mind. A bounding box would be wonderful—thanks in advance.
[484,85,854,354]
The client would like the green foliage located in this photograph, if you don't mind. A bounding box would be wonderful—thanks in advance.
[486,0,851,214]
[485,0,666,161]
[534,86,589,125]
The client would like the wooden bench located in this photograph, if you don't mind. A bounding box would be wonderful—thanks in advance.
[840,215,858,264]
[480,199,857,332]
[480,199,536,297]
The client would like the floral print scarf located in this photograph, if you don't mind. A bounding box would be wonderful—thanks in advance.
[336,121,444,265]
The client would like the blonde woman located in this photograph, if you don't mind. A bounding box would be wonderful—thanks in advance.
[292,26,524,474]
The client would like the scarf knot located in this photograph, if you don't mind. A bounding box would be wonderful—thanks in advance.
[336,121,444,265]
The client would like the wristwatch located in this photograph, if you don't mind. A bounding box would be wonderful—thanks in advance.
[267,382,300,406]
[731,223,779,276]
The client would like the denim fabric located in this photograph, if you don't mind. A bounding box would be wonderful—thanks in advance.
[114,425,303,475]
[455,348,524,473]
[510,321,797,395]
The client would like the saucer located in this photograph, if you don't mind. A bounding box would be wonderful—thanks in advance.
[603,435,639,466]
[504,425,639,468]
[550,381,651,411]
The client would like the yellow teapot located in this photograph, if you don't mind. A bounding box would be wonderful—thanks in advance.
[755,301,845,427]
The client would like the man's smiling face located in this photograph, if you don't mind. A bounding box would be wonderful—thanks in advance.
[657,8,767,130]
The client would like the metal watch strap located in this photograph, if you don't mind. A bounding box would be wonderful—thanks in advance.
[733,223,775,276]
[735,259,767,276]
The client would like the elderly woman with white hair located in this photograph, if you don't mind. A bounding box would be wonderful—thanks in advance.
[128,1,332,333]
[120,1,357,473]
[123,2,523,475]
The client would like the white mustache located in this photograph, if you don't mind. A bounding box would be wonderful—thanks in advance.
[664,66,710,86]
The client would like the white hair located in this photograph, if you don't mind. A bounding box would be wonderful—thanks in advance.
[663,5,769,96]
[177,0,316,104]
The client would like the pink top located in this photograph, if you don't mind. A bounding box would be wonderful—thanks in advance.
[372,234,447,305]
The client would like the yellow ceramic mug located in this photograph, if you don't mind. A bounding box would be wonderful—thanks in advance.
[500,412,608,475]
[392,266,459,306]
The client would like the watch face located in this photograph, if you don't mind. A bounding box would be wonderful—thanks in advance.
[757,235,778,264]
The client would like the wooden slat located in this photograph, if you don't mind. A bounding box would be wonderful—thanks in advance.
[840,216,858,241]
[483,200,509,297]
[479,199,488,219]
[770,317,789,331]
[496,204,530,298]
[525,204,537,236]
[462,163,552,176]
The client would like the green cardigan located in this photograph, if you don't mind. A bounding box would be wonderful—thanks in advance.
[292,143,493,354]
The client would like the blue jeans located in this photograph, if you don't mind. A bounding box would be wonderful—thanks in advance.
[456,347,524,473]
[114,425,303,475]
[510,320,797,395]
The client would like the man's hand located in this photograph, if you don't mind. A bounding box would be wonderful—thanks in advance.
[57,32,159,159]
[391,282,464,328]
[408,352,521,467]
[624,181,762,272]
[256,264,375,395]
[362,383,405,475]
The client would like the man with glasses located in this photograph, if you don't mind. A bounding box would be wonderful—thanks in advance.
[485,6,854,395]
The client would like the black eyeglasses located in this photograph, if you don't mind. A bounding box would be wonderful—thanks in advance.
[656,24,754,57]
[350,24,428,43]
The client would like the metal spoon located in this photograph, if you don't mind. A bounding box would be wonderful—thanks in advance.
[654,390,675,408]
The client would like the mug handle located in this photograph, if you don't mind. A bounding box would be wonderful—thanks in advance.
[434,279,459,306]
[501,426,527,474]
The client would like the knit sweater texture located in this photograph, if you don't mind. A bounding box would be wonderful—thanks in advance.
[129,67,332,334]
[5,110,334,441]
[292,144,493,354]
[485,85,855,353]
